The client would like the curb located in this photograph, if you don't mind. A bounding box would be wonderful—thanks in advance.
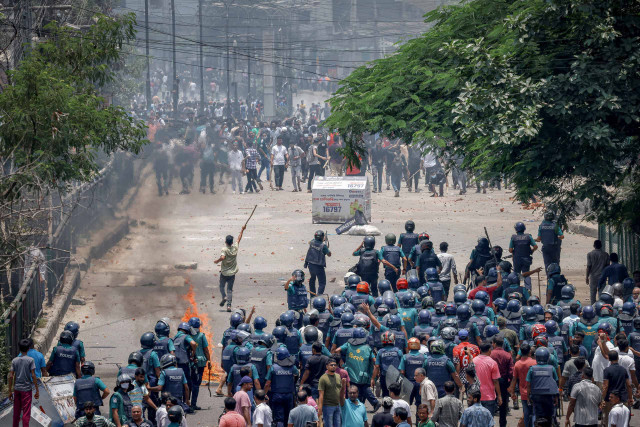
[567,222,598,239]
[32,218,130,353]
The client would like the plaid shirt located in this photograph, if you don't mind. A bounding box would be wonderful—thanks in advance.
[244,148,259,169]
[460,403,495,427]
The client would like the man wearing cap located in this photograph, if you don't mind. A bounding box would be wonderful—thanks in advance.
[233,376,253,427]
[75,402,115,427]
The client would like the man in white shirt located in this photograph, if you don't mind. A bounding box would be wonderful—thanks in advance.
[253,390,272,427]
[437,242,458,300]
[228,141,245,194]
[607,391,630,427]
[389,383,412,425]
[593,332,615,385]
[270,137,288,191]
[414,368,437,414]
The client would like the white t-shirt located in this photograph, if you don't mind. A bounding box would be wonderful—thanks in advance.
[420,378,438,404]
[392,398,411,417]
[612,347,636,380]
[592,341,615,382]
[271,145,287,166]
[253,402,273,427]
[608,403,629,427]
[228,150,245,171]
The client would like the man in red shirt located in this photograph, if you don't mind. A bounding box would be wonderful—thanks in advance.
[472,343,502,417]
[509,343,536,427]
[452,330,480,373]
[468,275,501,305]
[490,337,513,427]
[219,397,247,427]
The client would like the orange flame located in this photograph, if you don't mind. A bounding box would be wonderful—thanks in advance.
[181,279,224,383]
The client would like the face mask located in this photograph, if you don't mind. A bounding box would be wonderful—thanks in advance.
[120,382,130,390]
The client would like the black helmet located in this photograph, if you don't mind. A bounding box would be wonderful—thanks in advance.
[128,351,143,367]
[546,263,561,276]
[544,211,555,221]
[498,260,512,273]
[363,236,375,250]
[385,233,396,245]
[81,361,95,376]
[64,321,80,339]
[314,230,325,241]
[303,326,319,343]
[405,220,415,232]
[477,237,489,248]
[514,222,526,232]
[59,330,74,345]
[140,332,157,349]
[116,373,134,391]
[160,354,177,369]
[347,274,361,288]
[167,405,183,423]
[292,269,305,284]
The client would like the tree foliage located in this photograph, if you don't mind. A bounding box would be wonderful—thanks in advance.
[325,0,640,232]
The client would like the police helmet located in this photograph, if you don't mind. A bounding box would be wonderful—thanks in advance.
[276,347,291,361]
[508,292,522,302]
[188,317,201,329]
[177,322,191,333]
[487,267,498,279]
[544,320,558,335]
[399,292,414,308]
[396,278,409,290]
[416,286,429,300]
[633,317,640,330]
[458,329,469,341]
[561,285,575,300]
[230,312,244,328]
[494,298,508,311]
[303,326,319,343]
[454,291,468,306]
[533,336,548,348]
[378,279,392,294]
[59,330,74,345]
[140,332,156,349]
[533,304,545,318]
[544,211,555,221]
[302,314,311,327]
[471,299,486,315]
[253,316,268,331]
[407,274,421,290]
[167,405,183,423]
[155,319,171,336]
[475,291,490,306]
[356,281,370,295]
[532,324,546,339]
[418,309,432,325]
[81,361,96,376]
[418,232,430,242]
[453,284,467,294]
[341,302,357,314]
[621,302,636,316]
[514,222,526,233]
[385,233,397,246]
[312,297,326,312]
[343,272,356,286]
[456,304,471,321]
[600,293,614,305]
[238,323,252,333]
[534,347,550,364]
[64,321,80,339]
[444,302,457,317]
[491,245,503,260]
[425,268,438,281]
[377,304,390,317]
[623,277,635,292]
[314,230,325,241]
[546,263,561,276]
[430,339,445,355]
[506,299,521,313]
[422,240,434,251]
[363,236,376,250]
[387,314,402,330]
[441,326,457,341]
[477,237,489,248]
[116,373,135,391]
[235,347,251,364]
[160,354,177,369]
[592,301,604,316]
[383,297,397,312]
[333,296,347,308]
[507,272,520,286]
[352,327,367,340]
[347,275,361,288]
[435,301,446,315]
[522,306,536,321]
[612,282,624,297]
[422,296,434,309]
[259,333,275,348]
[280,312,295,328]
[526,295,540,307]
[128,351,143,367]
[598,322,612,336]
[408,337,420,350]
[272,326,287,343]
[381,331,396,345]
[484,325,499,338]
[581,305,595,320]
[341,312,355,327]
[443,318,459,330]
[405,220,416,232]
[498,260,512,273]
[354,314,371,330]
[292,269,305,284]
[373,297,383,311]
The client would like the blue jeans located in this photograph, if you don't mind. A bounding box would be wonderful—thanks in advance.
[258,160,270,181]
[481,400,497,416]
[354,382,378,407]
[391,171,402,192]
[531,394,554,423]
[522,399,533,427]
[322,405,341,427]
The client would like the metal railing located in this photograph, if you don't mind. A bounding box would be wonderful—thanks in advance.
[1,152,136,357]
[598,224,640,274]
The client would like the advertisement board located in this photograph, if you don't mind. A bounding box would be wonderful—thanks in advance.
[311,176,371,224]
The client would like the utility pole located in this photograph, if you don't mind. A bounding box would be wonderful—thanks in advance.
[171,0,178,117]
[198,0,205,113]
[145,0,151,108]
[247,35,251,104]
[225,1,232,119]
[262,26,275,119]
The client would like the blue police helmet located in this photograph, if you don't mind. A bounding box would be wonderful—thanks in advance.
[522,306,536,321]
[487,268,498,278]
[560,285,575,300]
[334,296,347,307]
[454,291,468,306]
[177,322,192,334]
[230,312,243,328]
[418,309,431,325]
[453,284,467,294]
[514,222,526,233]
[475,291,490,306]
[534,347,550,364]
[237,323,252,333]
[260,333,275,348]
[623,277,635,291]
[435,301,446,315]
[456,304,471,321]
[235,347,251,364]
[276,347,291,361]
[444,303,457,317]
[188,317,201,329]
[140,332,157,349]
[581,305,595,320]
[458,329,469,340]
[254,316,268,330]
[378,279,392,294]
[383,296,397,311]
[532,304,544,317]
[347,275,361,288]
[352,327,367,340]
[155,320,171,336]
[600,293,614,305]
[494,298,508,311]
[598,322,612,336]
[621,301,636,316]
[546,263,561,276]
[333,306,345,319]
[425,268,438,281]
[506,299,521,313]
[341,302,357,314]
[544,320,558,335]
[341,312,355,327]
[484,325,499,338]
[507,272,520,286]
[441,327,457,341]
[387,314,402,330]
[312,297,327,311]
[374,297,383,310]
[408,275,421,290]
[329,294,341,307]
[272,326,287,343]
[471,299,486,315]
[64,321,80,339]
[416,286,429,300]
[279,312,294,328]
[399,292,414,308]
[376,304,390,317]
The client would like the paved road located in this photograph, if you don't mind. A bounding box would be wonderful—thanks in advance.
[53,160,616,425]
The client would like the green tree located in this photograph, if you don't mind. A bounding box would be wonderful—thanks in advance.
[326,0,640,232]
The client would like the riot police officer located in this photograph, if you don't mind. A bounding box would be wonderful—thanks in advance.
[173,322,197,406]
[264,347,299,426]
[158,354,191,412]
[64,321,86,364]
[73,361,110,418]
[402,338,427,406]
[335,327,380,410]
[465,237,492,284]
[226,347,259,395]
[279,312,302,361]
[424,339,461,398]
[46,331,81,377]
[353,236,381,297]
[373,331,404,397]
[284,270,309,329]
[535,211,563,270]
[398,220,419,258]
[188,317,210,411]
[424,267,445,304]
[311,297,333,339]
[331,312,356,352]
[527,347,559,422]
[350,281,376,308]
[109,374,135,427]
[416,241,442,285]
[304,230,331,295]
[509,222,538,274]
[118,352,143,380]
[380,233,407,292]
[138,332,161,420]
[545,263,568,305]
[251,335,273,389]
[153,318,175,359]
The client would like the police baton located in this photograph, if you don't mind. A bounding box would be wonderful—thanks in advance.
[537,270,542,300]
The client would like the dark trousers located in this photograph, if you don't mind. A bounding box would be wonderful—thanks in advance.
[380,375,390,397]
[200,161,215,191]
[244,168,258,192]
[177,363,193,405]
[372,164,383,192]
[273,165,285,188]
[409,382,421,406]
[391,171,402,192]
[441,279,451,300]
[384,268,400,292]
[361,274,379,297]
[541,245,561,271]
[498,377,510,427]
[408,169,420,190]
[354,382,378,407]
[308,263,326,295]
[191,366,205,406]
[271,392,294,426]
[531,394,555,423]
[513,259,532,275]
[220,274,235,306]
[308,164,320,190]
[155,167,169,194]
[257,160,270,181]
